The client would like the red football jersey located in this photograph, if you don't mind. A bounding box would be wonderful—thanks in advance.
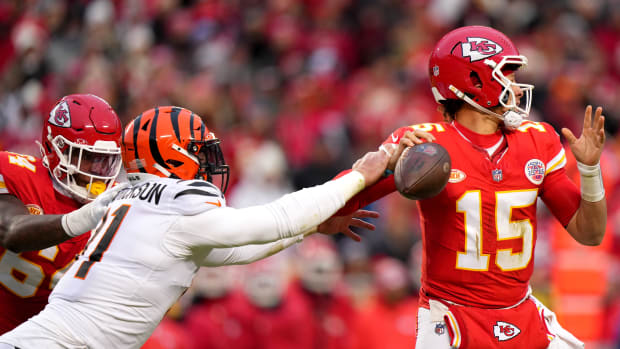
[370,121,580,308]
[0,151,90,333]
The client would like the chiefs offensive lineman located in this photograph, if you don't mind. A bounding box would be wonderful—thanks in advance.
[0,94,124,333]
[327,26,606,349]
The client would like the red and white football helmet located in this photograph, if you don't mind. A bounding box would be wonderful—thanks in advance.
[428,26,534,129]
[38,94,122,202]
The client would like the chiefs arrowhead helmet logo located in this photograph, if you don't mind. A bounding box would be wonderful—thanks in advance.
[460,37,503,62]
[49,101,72,128]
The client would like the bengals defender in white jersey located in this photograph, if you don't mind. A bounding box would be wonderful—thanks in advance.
[0,106,390,349]
[330,26,606,349]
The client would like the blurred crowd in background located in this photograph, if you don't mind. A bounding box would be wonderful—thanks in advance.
[1,0,620,348]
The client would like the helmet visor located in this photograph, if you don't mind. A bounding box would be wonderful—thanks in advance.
[65,145,122,180]
[52,136,122,201]
[69,148,122,178]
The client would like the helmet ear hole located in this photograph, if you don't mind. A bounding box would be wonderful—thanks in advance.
[165,159,184,167]
[470,71,482,88]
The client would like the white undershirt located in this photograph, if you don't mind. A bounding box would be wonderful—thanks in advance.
[485,136,505,156]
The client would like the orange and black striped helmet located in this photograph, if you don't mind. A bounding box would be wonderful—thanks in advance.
[121,106,229,192]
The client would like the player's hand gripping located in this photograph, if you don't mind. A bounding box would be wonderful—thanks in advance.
[561,105,606,166]
[62,183,129,237]
[385,130,435,171]
[352,150,391,186]
[316,209,380,241]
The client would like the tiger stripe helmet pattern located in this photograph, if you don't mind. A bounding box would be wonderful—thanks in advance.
[121,106,229,192]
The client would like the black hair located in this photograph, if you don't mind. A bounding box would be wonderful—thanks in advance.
[439,99,465,121]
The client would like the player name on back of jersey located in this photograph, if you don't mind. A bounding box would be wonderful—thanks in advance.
[116,181,167,205]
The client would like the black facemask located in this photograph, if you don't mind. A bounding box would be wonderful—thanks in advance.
[189,139,230,194]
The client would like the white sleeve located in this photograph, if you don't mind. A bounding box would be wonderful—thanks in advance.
[200,235,304,266]
[165,171,365,253]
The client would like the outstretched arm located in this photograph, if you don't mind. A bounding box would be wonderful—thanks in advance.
[0,195,67,252]
[0,184,126,252]
[201,236,304,266]
[562,105,607,245]
[169,151,390,256]
[334,128,434,216]
[200,209,380,266]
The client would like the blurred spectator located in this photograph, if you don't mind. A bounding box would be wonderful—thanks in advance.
[366,192,421,262]
[240,255,314,349]
[292,234,357,349]
[142,316,195,349]
[227,140,292,208]
[183,267,252,349]
[351,257,418,349]
[142,289,195,349]
[340,237,374,308]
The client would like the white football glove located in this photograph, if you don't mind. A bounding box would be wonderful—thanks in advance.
[61,183,130,237]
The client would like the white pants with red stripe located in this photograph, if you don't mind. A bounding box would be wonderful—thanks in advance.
[415,296,584,349]
[415,307,454,348]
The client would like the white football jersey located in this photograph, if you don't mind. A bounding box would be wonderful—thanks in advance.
[38,178,226,348]
[0,171,365,348]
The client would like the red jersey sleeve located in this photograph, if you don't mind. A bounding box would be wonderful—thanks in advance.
[535,123,580,227]
[0,152,37,196]
[381,126,417,146]
[335,174,396,216]
[333,126,418,216]
[540,169,580,227]
[0,152,13,195]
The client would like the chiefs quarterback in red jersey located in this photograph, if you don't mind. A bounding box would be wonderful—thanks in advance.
[331,26,606,349]
[0,94,123,333]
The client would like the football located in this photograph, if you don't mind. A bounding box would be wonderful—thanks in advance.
[394,142,451,200]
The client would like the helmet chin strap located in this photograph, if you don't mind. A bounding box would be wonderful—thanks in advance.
[448,85,524,130]
[35,140,50,169]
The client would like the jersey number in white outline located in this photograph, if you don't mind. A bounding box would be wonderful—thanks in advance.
[0,247,59,297]
[456,190,537,271]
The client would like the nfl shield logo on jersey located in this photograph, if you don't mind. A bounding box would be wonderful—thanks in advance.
[435,323,446,335]
[492,169,503,182]
[525,159,545,185]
